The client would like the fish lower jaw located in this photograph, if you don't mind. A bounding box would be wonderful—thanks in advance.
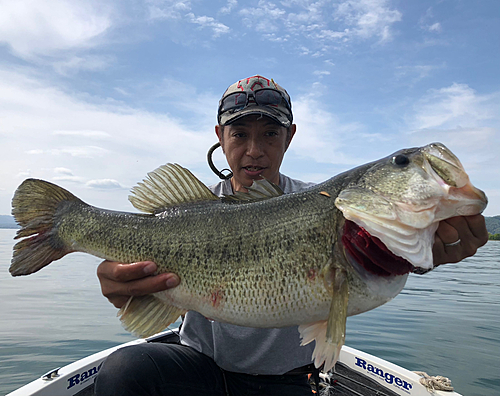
[434,195,488,220]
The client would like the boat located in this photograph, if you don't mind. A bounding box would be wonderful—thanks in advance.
[6,327,460,396]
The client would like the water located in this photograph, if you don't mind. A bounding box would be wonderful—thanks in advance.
[0,228,498,395]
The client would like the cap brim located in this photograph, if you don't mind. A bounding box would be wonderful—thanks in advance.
[219,106,291,128]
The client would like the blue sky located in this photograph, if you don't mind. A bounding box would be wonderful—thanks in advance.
[0,0,499,216]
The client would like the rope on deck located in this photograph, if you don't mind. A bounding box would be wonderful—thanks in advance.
[414,371,454,393]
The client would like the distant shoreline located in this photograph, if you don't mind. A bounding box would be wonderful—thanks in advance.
[0,215,19,229]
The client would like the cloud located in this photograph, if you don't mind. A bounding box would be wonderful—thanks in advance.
[419,7,442,33]
[427,22,442,33]
[409,126,496,151]
[130,1,402,57]
[51,167,84,183]
[86,179,124,189]
[0,67,217,214]
[238,0,402,53]
[186,13,230,37]
[410,83,497,130]
[407,83,500,155]
[405,83,500,215]
[52,55,113,76]
[220,0,238,14]
[53,175,85,182]
[334,0,402,42]
[0,0,112,58]
[291,88,364,166]
[54,167,74,175]
[147,0,192,20]
[240,2,286,33]
[52,130,111,139]
[27,146,110,158]
[147,1,229,38]
[394,63,445,86]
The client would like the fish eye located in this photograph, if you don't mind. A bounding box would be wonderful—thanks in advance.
[392,154,410,167]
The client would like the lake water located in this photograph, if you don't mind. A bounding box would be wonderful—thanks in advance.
[0,228,498,396]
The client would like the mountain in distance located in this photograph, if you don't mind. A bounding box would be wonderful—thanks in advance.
[0,215,19,229]
[1,214,500,232]
[485,216,500,235]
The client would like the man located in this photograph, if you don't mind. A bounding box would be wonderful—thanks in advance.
[95,75,488,396]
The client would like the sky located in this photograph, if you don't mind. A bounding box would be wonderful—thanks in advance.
[0,0,499,216]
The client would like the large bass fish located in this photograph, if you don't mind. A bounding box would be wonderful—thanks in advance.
[9,143,487,372]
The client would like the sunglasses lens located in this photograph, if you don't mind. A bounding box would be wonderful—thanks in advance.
[221,92,247,112]
[254,89,282,106]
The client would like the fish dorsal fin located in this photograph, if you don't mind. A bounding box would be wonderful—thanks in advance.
[223,178,284,202]
[129,163,218,213]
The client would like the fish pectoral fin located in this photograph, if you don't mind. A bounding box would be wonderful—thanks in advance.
[298,270,348,372]
[223,179,284,202]
[118,295,186,338]
[129,163,219,214]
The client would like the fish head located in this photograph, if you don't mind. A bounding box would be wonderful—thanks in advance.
[335,142,487,275]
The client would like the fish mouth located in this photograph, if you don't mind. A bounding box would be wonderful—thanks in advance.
[423,143,488,219]
[342,220,414,276]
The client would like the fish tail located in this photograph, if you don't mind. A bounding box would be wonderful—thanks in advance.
[10,179,80,276]
[119,295,186,338]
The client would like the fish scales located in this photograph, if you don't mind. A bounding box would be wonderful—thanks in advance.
[9,143,488,371]
[56,182,343,327]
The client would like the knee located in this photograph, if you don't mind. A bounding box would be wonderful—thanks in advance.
[94,345,156,395]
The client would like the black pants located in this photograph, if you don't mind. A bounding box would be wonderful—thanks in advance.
[94,343,313,396]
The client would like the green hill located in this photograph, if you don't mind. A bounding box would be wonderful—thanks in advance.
[485,216,500,235]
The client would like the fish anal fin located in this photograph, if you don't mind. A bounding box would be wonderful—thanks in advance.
[118,295,186,338]
[129,163,219,214]
[298,269,348,372]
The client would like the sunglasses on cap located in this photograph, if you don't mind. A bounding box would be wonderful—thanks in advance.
[218,88,292,119]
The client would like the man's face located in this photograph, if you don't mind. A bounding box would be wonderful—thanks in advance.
[216,115,296,192]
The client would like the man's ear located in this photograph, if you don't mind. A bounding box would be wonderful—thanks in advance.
[285,124,297,150]
[215,125,222,141]
[215,125,224,153]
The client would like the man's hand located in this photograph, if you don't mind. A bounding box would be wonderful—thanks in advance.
[97,260,180,308]
[433,214,488,267]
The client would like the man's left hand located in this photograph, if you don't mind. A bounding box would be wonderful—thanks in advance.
[433,214,488,267]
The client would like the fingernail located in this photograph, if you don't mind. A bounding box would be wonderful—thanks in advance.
[143,262,156,275]
[166,276,178,288]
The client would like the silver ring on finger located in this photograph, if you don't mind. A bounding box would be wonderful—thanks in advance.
[444,239,461,247]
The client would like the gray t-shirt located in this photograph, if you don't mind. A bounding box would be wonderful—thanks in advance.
[180,174,317,375]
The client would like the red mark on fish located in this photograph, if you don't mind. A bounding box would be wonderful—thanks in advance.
[210,288,225,308]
